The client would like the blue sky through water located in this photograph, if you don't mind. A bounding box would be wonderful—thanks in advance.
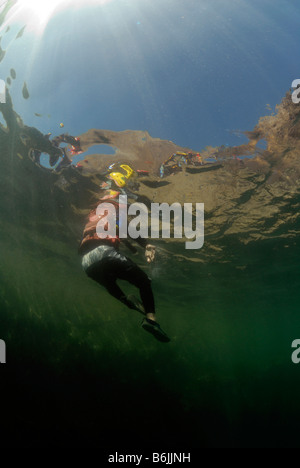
[1,0,300,153]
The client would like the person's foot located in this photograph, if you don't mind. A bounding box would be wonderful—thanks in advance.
[141,318,170,343]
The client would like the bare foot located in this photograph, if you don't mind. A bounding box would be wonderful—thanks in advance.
[146,312,156,322]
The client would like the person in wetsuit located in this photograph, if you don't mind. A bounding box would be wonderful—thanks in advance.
[79,165,170,343]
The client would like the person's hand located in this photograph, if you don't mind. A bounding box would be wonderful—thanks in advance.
[145,244,155,263]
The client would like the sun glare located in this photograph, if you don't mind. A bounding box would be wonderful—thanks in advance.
[12,0,70,34]
[21,0,65,22]
[20,0,69,23]
[12,0,114,35]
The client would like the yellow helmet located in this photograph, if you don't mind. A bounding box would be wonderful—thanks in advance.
[108,172,127,187]
[108,164,135,187]
[120,164,134,178]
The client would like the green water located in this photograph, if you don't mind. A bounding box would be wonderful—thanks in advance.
[1,81,300,450]
[1,198,300,447]
[1,1,300,450]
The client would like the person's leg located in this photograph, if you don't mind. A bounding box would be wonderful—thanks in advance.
[86,255,170,342]
[86,258,145,313]
[103,277,143,312]
[112,256,156,319]
[108,255,169,341]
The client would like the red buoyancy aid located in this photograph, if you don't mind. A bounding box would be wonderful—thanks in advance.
[78,199,120,255]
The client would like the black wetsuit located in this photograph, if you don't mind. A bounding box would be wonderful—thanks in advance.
[83,242,155,314]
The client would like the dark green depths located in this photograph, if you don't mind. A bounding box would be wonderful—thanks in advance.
[1,223,300,447]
